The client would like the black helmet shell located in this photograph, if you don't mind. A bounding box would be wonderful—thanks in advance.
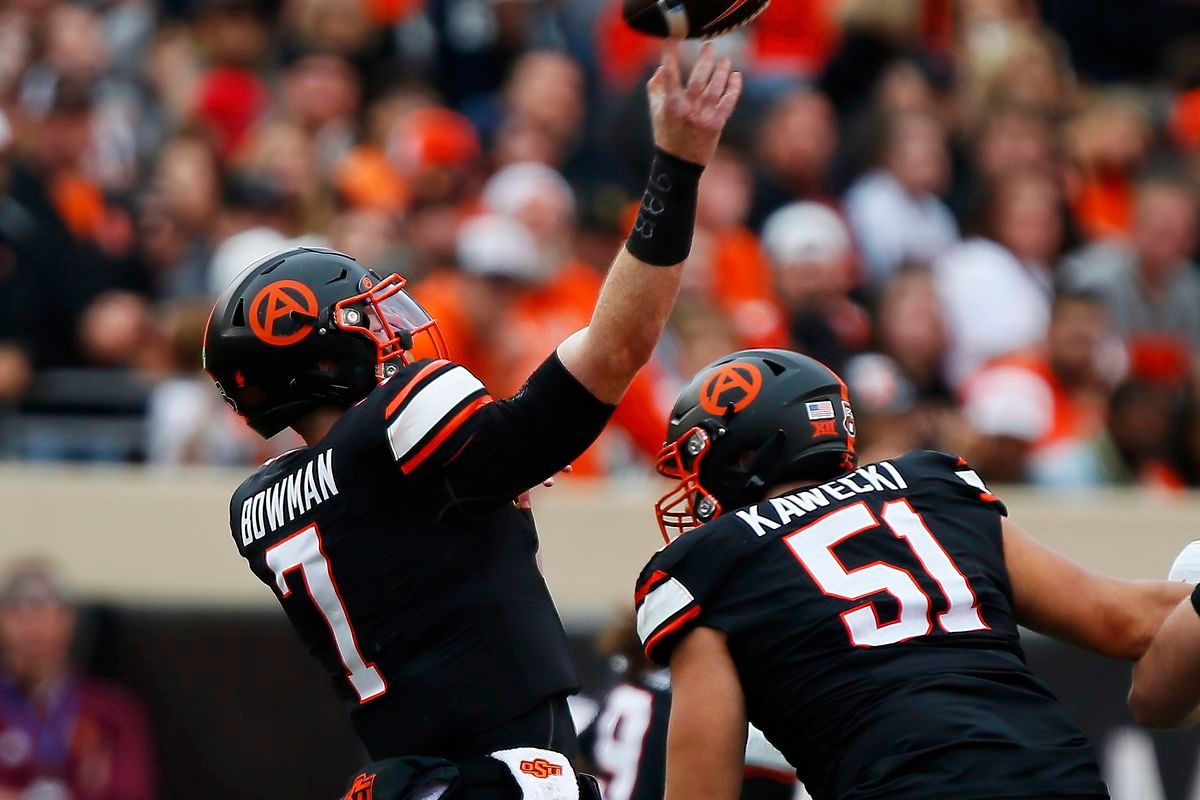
[203,247,433,437]
[663,348,856,512]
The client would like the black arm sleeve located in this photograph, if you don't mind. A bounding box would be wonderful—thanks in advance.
[438,352,616,512]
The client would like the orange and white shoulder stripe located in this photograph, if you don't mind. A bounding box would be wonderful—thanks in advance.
[635,569,700,657]
[385,362,492,473]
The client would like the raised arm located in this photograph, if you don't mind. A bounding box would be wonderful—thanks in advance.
[558,44,742,404]
[416,47,741,510]
[1002,519,1190,660]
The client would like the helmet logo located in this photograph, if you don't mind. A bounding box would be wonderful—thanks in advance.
[699,362,762,415]
[248,280,319,346]
[842,400,856,438]
[811,420,837,437]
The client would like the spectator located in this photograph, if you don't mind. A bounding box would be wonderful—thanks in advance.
[145,301,298,465]
[496,51,587,170]
[332,87,433,217]
[414,213,541,393]
[5,76,147,369]
[957,103,1060,222]
[205,174,301,294]
[1060,174,1200,384]
[935,170,1065,385]
[686,148,787,349]
[278,50,361,167]
[871,267,953,404]
[843,109,958,285]
[1173,389,1200,488]
[477,162,668,473]
[1032,380,1183,488]
[140,135,221,300]
[1064,92,1152,241]
[977,27,1074,117]
[965,291,1113,468]
[961,364,1054,484]
[662,299,742,388]
[761,201,869,371]
[841,352,927,463]
[189,0,272,159]
[235,121,337,235]
[0,562,156,799]
[748,89,838,229]
[1,0,1198,484]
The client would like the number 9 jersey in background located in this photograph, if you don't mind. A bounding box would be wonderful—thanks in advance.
[635,450,1109,800]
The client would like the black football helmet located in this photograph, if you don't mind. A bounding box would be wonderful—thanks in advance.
[202,247,447,437]
[655,349,857,541]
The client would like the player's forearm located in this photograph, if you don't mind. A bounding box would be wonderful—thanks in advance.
[558,146,702,404]
[1004,521,1191,661]
[558,246,686,404]
[1107,579,1192,661]
[557,44,740,405]
[1130,659,1200,729]
[1129,594,1200,728]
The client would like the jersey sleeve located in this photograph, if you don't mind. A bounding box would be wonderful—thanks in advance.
[436,351,617,510]
[893,450,1008,517]
[634,521,746,665]
[370,359,495,477]
[356,354,615,511]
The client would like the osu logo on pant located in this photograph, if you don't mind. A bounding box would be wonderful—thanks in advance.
[520,758,564,779]
[344,772,375,800]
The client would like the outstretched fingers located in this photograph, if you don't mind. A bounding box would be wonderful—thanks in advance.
[712,71,743,126]
[686,42,717,101]
[661,42,683,94]
[701,56,733,106]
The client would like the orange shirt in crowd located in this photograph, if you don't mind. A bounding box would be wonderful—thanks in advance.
[978,351,1106,449]
[333,146,410,215]
[51,174,108,241]
[707,227,790,349]
[1070,173,1134,241]
[749,0,839,75]
[414,261,668,476]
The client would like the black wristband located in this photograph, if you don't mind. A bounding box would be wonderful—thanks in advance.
[1191,583,1200,619]
[625,148,704,267]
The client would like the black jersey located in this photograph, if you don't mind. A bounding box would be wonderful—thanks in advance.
[580,669,797,800]
[229,354,613,760]
[635,450,1109,800]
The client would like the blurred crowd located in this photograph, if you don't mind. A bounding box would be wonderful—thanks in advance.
[0,562,155,799]
[2,0,1200,487]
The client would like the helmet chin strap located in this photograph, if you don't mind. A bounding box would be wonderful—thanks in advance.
[378,330,416,379]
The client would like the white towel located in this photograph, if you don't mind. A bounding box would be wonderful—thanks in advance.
[489,747,579,800]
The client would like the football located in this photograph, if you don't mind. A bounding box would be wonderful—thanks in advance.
[623,0,771,39]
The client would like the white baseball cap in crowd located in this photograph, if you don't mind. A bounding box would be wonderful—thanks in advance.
[481,162,577,219]
[456,214,547,284]
[963,365,1054,443]
[761,202,853,266]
